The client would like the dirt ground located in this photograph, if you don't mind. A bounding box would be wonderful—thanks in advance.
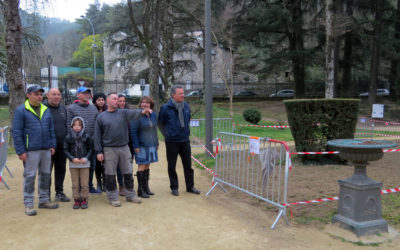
[1,143,400,249]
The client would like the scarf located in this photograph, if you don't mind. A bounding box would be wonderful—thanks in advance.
[70,129,84,155]
[171,98,185,128]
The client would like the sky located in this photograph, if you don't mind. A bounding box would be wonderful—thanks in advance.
[20,0,125,22]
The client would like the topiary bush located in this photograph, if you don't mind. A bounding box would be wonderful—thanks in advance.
[284,98,360,164]
[243,109,261,124]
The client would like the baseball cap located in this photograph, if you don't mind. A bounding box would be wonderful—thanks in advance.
[77,86,91,94]
[27,85,44,94]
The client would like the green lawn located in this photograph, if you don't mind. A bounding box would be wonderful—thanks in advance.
[191,103,293,141]
[0,106,10,127]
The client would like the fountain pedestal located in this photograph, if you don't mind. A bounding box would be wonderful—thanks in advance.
[327,140,397,237]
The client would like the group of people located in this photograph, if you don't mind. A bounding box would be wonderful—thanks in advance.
[12,84,200,216]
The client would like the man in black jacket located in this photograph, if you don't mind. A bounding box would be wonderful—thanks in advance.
[44,88,70,202]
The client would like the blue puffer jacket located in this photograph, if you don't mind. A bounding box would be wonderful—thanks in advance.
[158,99,190,143]
[12,100,56,155]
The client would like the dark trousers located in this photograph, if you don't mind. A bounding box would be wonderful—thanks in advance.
[165,141,194,190]
[51,147,67,194]
[89,151,96,188]
[95,159,105,188]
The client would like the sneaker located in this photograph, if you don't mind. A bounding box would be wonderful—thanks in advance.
[73,199,81,209]
[89,187,101,194]
[25,207,37,216]
[38,202,59,209]
[55,192,71,202]
[80,199,88,209]
[110,200,121,207]
[126,196,142,204]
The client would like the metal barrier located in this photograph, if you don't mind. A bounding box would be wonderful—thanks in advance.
[0,126,12,190]
[190,118,233,147]
[206,132,290,229]
[356,117,400,143]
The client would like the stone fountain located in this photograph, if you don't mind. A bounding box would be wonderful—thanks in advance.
[327,139,397,237]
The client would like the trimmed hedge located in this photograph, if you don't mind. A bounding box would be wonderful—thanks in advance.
[284,98,360,164]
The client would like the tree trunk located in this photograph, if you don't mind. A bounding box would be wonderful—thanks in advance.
[1,0,25,146]
[162,0,173,98]
[368,0,383,106]
[150,0,161,111]
[325,0,335,98]
[342,0,353,98]
[389,0,400,101]
[127,0,163,110]
[290,1,305,98]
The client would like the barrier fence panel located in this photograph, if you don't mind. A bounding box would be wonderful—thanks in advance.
[0,126,11,190]
[206,132,290,229]
[190,118,233,147]
[356,117,400,144]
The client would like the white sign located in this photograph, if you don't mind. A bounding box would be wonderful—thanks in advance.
[78,81,85,86]
[249,136,260,155]
[190,120,200,127]
[372,104,384,118]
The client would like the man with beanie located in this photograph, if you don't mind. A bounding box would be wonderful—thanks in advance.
[67,86,101,194]
[12,85,59,216]
[43,88,70,202]
[94,93,152,207]
[158,85,200,196]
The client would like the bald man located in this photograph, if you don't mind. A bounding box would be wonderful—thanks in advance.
[43,88,70,202]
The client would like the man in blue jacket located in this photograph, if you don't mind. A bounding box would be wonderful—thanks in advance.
[12,85,59,216]
[158,85,200,196]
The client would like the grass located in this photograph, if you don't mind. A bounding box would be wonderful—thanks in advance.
[382,194,400,226]
[190,102,294,141]
[0,106,10,127]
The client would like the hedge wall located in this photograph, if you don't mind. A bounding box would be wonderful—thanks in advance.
[284,99,360,164]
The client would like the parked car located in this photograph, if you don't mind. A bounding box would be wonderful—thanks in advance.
[186,90,203,97]
[359,88,390,97]
[269,89,294,97]
[232,91,257,96]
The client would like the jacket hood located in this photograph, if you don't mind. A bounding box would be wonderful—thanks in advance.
[70,116,86,133]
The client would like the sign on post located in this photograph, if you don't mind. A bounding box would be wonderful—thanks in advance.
[372,104,384,118]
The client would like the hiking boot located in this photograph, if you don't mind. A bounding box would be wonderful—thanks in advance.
[73,199,81,209]
[38,201,59,209]
[25,207,37,216]
[126,196,142,204]
[110,200,121,207]
[55,192,71,202]
[80,199,88,209]
[89,186,101,194]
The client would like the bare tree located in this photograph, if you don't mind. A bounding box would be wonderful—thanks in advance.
[1,0,25,146]
[127,0,163,110]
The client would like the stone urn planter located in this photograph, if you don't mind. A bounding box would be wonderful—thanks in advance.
[327,139,397,237]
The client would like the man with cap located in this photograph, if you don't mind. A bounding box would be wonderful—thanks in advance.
[67,86,101,194]
[43,88,70,202]
[12,84,59,216]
